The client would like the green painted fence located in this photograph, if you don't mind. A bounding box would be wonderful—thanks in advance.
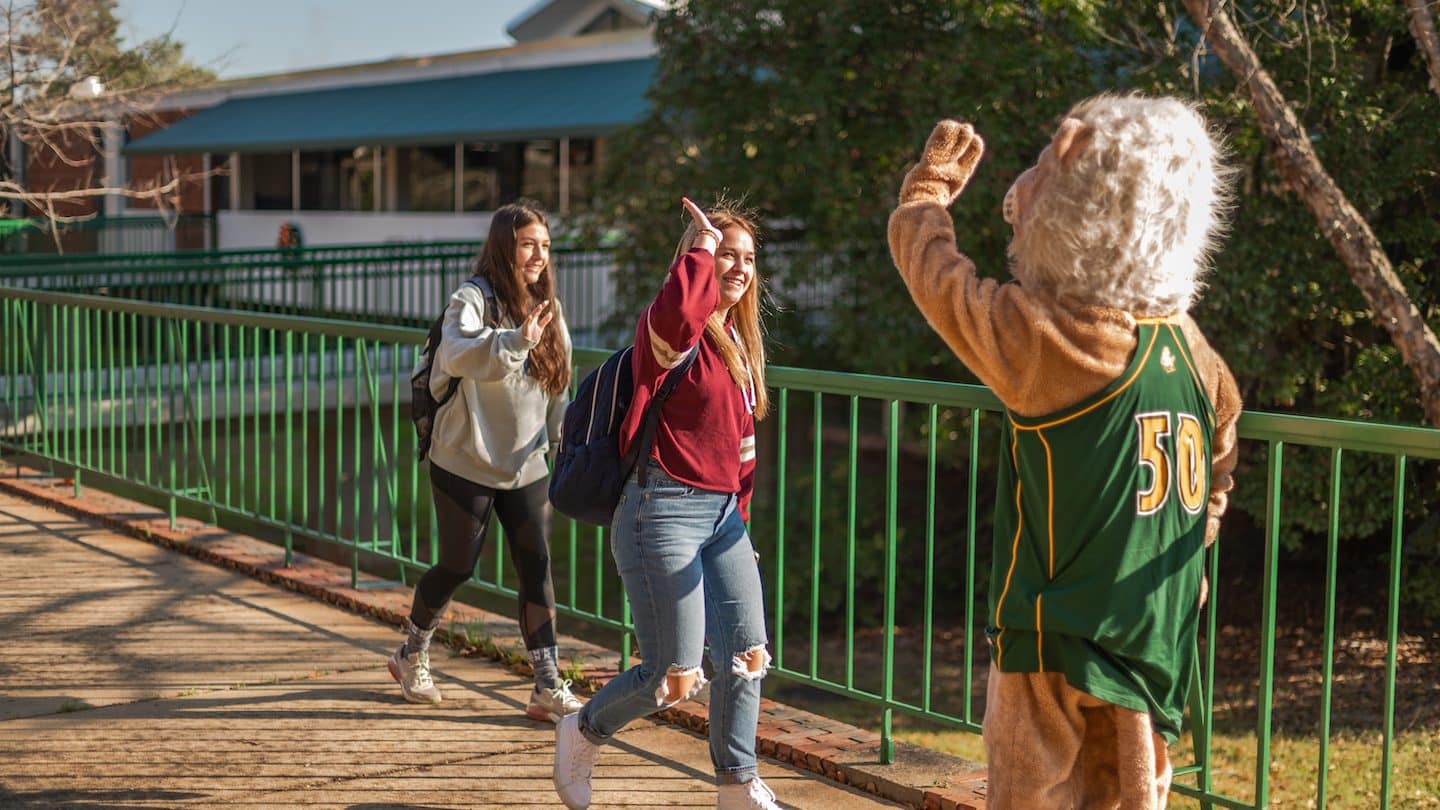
[0,215,216,256]
[1,286,1435,809]
[0,240,621,340]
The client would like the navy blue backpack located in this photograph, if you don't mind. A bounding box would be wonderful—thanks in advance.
[549,344,697,526]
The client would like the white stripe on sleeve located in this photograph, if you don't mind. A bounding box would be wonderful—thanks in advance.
[647,310,689,369]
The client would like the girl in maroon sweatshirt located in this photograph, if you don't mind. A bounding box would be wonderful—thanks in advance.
[552,199,780,810]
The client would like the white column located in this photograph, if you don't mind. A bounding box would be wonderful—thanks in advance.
[228,152,242,210]
[454,142,464,212]
[101,118,126,216]
[558,137,570,214]
[291,148,300,211]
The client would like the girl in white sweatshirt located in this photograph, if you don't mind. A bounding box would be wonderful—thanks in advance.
[387,201,580,724]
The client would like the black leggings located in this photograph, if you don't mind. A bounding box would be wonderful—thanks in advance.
[409,463,557,651]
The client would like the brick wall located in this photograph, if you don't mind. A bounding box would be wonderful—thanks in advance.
[127,110,208,213]
[24,128,102,217]
[22,109,211,216]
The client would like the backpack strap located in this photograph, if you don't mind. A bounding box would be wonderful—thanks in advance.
[629,343,700,487]
[434,276,502,411]
[466,275,502,329]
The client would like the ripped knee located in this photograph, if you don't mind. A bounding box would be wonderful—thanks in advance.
[730,644,772,682]
[654,664,707,708]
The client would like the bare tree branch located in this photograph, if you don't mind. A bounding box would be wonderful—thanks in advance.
[1182,0,1440,426]
[0,171,192,202]
[0,0,217,232]
[1406,0,1440,97]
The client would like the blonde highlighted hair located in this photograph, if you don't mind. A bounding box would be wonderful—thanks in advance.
[672,201,770,420]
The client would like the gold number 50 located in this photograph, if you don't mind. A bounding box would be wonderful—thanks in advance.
[1135,412,1206,516]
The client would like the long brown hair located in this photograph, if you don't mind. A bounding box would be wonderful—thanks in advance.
[474,201,570,397]
[671,201,769,420]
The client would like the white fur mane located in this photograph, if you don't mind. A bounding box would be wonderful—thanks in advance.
[1008,94,1231,315]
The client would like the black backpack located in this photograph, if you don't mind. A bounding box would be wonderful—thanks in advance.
[410,277,498,461]
[548,344,698,526]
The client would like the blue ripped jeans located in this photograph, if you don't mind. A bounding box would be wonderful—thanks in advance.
[577,462,770,785]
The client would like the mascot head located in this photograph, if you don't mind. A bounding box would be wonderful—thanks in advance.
[1004,93,1232,315]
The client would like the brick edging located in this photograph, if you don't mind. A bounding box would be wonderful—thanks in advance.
[0,464,986,810]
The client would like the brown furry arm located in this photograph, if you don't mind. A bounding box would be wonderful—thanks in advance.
[898,120,985,206]
[1205,359,1241,546]
[887,202,1035,403]
[891,119,1039,401]
[1181,317,1242,546]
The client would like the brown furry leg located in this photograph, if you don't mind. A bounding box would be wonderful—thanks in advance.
[1074,691,1172,809]
[984,667,1174,809]
[1107,704,1171,810]
[1076,701,1120,808]
[983,666,1085,809]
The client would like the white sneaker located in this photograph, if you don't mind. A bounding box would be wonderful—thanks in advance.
[717,776,781,809]
[386,645,442,704]
[553,712,600,809]
[527,679,584,723]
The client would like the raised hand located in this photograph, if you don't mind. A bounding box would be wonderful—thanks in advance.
[898,120,986,207]
[681,196,722,251]
[520,299,554,344]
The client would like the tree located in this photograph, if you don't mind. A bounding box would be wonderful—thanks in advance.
[1179,0,1440,426]
[600,2,1439,428]
[595,1,1115,374]
[1406,0,1440,97]
[598,0,1440,610]
[1,0,214,224]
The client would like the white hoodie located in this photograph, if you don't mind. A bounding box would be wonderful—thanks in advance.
[425,280,570,490]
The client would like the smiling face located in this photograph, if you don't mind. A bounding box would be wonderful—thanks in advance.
[514,222,550,285]
[713,225,756,314]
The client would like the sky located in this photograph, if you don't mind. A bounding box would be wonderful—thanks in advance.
[114,0,540,79]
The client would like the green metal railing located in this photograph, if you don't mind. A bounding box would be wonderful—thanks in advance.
[0,214,216,255]
[0,240,621,338]
[1,286,1435,809]
[0,238,478,269]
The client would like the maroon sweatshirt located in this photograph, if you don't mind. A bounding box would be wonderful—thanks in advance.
[619,247,758,520]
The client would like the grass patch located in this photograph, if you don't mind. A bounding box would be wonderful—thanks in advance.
[771,685,1439,809]
[1169,730,1440,809]
[448,618,490,654]
[561,653,588,684]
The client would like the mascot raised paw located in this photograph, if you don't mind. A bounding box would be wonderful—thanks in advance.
[889,94,1242,810]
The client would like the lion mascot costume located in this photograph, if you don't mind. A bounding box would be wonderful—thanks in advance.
[889,94,1242,809]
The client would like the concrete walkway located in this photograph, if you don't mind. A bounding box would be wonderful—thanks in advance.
[0,492,899,809]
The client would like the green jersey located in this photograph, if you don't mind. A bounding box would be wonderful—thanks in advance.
[986,320,1215,741]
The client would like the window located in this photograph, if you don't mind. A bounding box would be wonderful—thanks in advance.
[521,140,557,209]
[209,154,231,211]
[343,147,378,210]
[458,138,598,212]
[296,148,375,210]
[242,152,293,210]
[567,138,598,212]
[462,142,504,211]
[396,145,455,211]
[299,150,339,210]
